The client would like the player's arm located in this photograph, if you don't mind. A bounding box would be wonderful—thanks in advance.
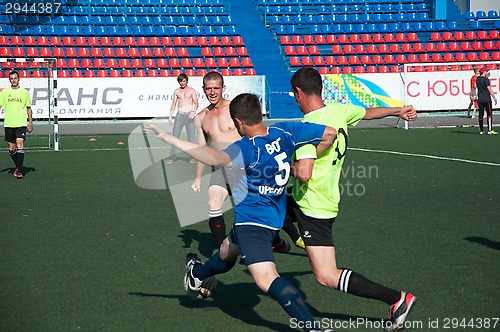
[364,105,417,121]
[169,91,178,124]
[190,89,199,118]
[487,86,497,104]
[291,125,337,182]
[192,113,207,192]
[143,123,231,166]
[27,106,33,133]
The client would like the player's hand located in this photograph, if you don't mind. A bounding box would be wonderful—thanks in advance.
[168,116,173,124]
[142,123,172,143]
[191,178,201,192]
[400,105,417,121]
[188,111,195,120]
[27,124,33,134]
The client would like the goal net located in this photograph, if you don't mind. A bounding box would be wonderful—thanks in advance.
[0,57,59,150]
[399,61,500,129]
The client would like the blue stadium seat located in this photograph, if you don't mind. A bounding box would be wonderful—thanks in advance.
[488,10,499,19]
[464,11,475,20]
[476,11,487,19]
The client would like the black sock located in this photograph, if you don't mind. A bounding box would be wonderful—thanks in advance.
[479,119,484,132]
[208,215,226,249]
[9,149,18,168]
[16,149,24,169]
[282,214,301,243]
[339,269,401,305]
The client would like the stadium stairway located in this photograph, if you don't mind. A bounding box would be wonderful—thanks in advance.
[229,0,302,118]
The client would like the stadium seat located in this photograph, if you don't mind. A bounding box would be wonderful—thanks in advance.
[24,36,36,46]
[480,52,491,61]
[448,42,459,52]
[455,53,467,62]
[477,31,489,40]
[122,70,133,77]
[460,42,473,51]
[349,34,361,44]
[395,55,407,64]
[78,48,90,57]
[344,45,355,55]
[332,45,343,55]
[431,54,444,62]
[366,44,378,54]
[55,59,67,69]
[301,56,313,66]
[213,47,225,57]
[245,68,256,76]
[326,35,336,44]
[169,58,181,69]
[290,57,301,66]
[467,52,479,61]
[384,55,396,65]
[425,43,437,52]
[430,32,441,41]
[331,67,341,74]
[472,41,483,51]
[115,48,127,57]
[315,35,327,45]
[96,70,108,78]
[378,66,389,73]
[58,70,70,78]
[395,33,406,43]
[360,34,371,44]
[360,55,372,65]
[420,54,431,62]
[484,41,496,50]
[291,35,303,45]
[490,30,500,39]
[303,35,315,45]
[343,67,353,74]
[378,44,390,54]
[50,36,62,47]
[389,44,402,53]
[221,68,232,76]
[68,59,80,69]
[371,55,383,65]
[38,47,51,57]
[366,66,377,73]
[137,37,148,47]
[354,45,366,54]
[233,36,244,46]
[130,58,143,69]
[401,44,413,53]
[237,47,249,56]
[233,68,244,76]
[384,33,396,43]
[118,59,131,69]
[319,67,329,75]
[443,53,455,62]
[9,36,21,46]
[81,59,92,69]
[153,58,166,69]
[229,58,241,68]
[337,56,348,66]
[309,45,320,55]
[173,37,185,47]
[324,56,335,66]
[177,48,189,57]
[442,32,454,41]
[241,58,253,67]
[205,58,217,68]
[372,34,384,44]
[135,70,146,77]
[436,43,448,52]
[454,32,466,41]
[144,59,156,69]
[407,33,419,42]
[26,47,38,57]
[407,54,419,63]
[37,36,49,46]
[413,43,425,53]
[158,70,170,77]
[492,52,500,61]
[71,70,83,78]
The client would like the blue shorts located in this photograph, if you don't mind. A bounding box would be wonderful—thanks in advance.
[229,225,278,266]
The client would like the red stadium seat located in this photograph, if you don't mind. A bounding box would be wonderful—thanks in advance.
[344,45,355,55]
[115,48,127,57]
[384,33,396,43]
[97,70,108,77]
[479,52,491,61]
[105,59,118,69]
[337,56,348,66]
[355,45,366,54]
[349,56,361,66]
[193,58,205,68]
[492,52,500,61]
[431,53,444,62]
[225,47,237,57]
[39,47,51,57]
[122,70,134,77]
[209,36,220,46]
[413,43,425,53]
[291,35,303,45]
[396,55,407,64]
[467,52,479,61]
[91,48,103,57]
[157,59,168,69]
[407,54,419,63]
[161,37,173,46]
[201,47,213,57]
[372,55,383,65]
[455,52,467,62]
[177,47,189,57]
[366,66,377,73]
[246,68,256,75]
[454,31,466,41]
[442,32,454,41]
[303,35,315,45]
[37,36,49,46]
[280,36,292,45]
[366,44,378,54]
[460,42,473,51]
[331,67,341,74]
[55,59,67,68]
[290,57,301,66]
[438,65,449,71]
[430,32,442,41]
[186,36,197,47]
[159,70,170,77]
[384,55,396,65]
[13,47,25,57]
[140,48,152,57]
[448,42,459,52]
[147,70,158,77]
[169,58,181,69]
[63,37,75,46]
[196,69,208,77]
[131,59,143,68]
[301,56,313,66]
[87,36,99,46]
[436,43,448,52]
[425,43,437,52]
[94,59,105,69]
[103,48,115,57]
[319,67,329,74]
[360,34,371,43]
[109,70,120,77]
[420,54,431,62]
[174,36,185,46]
[361,55,372,65]
[233,69,244,76]
[484,41,496,50]
[349,34,360,44]
[477,31,489,40]
[326,35,336,44]
[135,70,146,77]
[220,36,232,46]
[50,36,62,47]
[309,45,320,55]
[372,33,384,43]
[205,58,217,68]
[119,59,131,69]
[395,33,407,43]
[81,58,92,68]
[137,37,148,46]
[378,44,390,54]
[237,47,249,56]
[472,41,483,51]
[343,67,353,74]
[325,56,336,66]
[378,66,389,73]
[332,45,343,55]
[58,70,70,78]
[125,37,136,47]
[401,44,413,53]
[221,69,232,76]
[112,37,124,47]
[337,34,349,44]
[490,30,500,39]
[213,46,225,57]
[407,33,419,42]
[26,47,38,57]
[389,44,402,53]
[465,31,477,41]
[75,37,86,46]
[443,53,455,62]
[181,58,193,68]
[71,70,83,78]
[233,36,244,46]
[229,58,241,67]
[391,66,401,73]
[314,56,325,66]
[144,59,156,68]
[78,48,90,57]
[355,66,365,74]
[315,35,327,45]
[241,58,253,67]
[24,36,36,46]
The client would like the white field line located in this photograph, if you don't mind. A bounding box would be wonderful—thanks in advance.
[350,147,500,167]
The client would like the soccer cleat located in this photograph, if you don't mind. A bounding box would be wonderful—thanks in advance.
[272,238,291,254]
[386,292,417,331]
[479,131,484,135]
[487,130,498,135]
[184,253,203,292]
[295,237,306,250]
[13,168,23,179]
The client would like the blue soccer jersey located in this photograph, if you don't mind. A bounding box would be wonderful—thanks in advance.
[224,121,326,230]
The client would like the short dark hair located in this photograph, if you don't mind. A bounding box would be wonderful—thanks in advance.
[203,71,224,87]
[290,67,322,96]
[177,73,188,82]
[229,93,262,126]
[9,71,19,78]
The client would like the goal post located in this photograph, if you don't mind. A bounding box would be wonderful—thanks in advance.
[0,57,59,150]
[400,61,500,129]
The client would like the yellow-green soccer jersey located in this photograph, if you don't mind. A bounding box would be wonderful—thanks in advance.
[291,103,366,219]
[0,87,31,127]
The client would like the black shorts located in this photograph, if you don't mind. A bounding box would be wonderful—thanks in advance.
[4,127,27,143]
[286,194,336,247]
[229,225,278,266]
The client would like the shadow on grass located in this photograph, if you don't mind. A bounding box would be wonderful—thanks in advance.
[131,275,385,330]
[1,166,36,177]
[178,229,216,259]
[464,236,500,251]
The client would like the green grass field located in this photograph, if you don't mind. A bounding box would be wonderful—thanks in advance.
[1,128,499,332]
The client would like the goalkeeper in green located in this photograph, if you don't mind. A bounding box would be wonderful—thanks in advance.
[0,71,33,179]
[285,67,418,332]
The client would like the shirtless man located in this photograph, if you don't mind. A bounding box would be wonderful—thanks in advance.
[190,72,241,249]
[165,73,199,164]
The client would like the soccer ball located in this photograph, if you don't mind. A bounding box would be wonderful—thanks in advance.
[185,275,217,300]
